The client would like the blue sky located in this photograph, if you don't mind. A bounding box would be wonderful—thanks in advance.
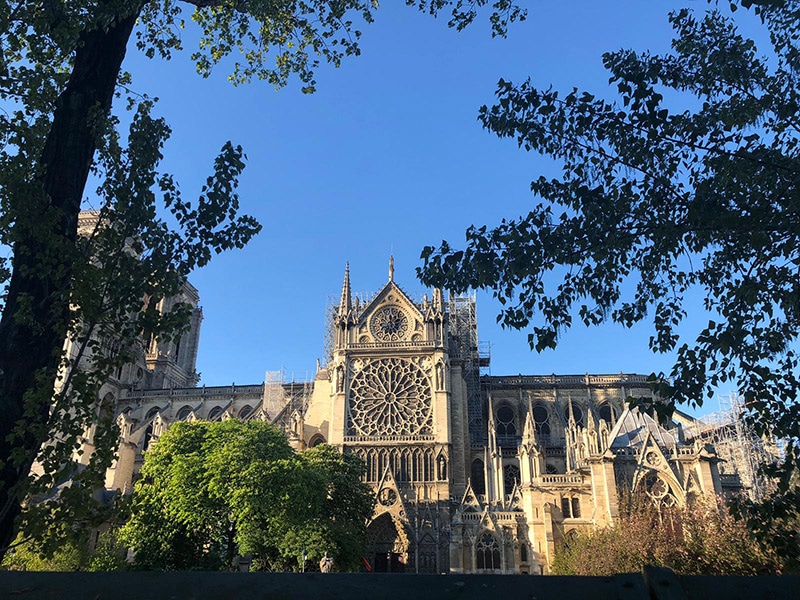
[110,1,758,417]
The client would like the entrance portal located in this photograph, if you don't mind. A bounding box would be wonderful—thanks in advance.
[373,551,405,573]
[366,513,408,573]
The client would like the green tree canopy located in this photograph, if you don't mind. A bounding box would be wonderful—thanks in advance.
[0,0,525,557]
[120,420,374,571]
[418,1,800,554]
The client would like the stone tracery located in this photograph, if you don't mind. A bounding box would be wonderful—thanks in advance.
[370,305,410,341]
[348,357,432,437]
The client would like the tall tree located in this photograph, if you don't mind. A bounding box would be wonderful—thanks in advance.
[120,420,374,571]
[0,0,525,556]
[418,0,800,554]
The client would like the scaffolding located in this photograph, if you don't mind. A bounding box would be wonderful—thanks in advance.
[447,293,488,446]
[262,369,313,429]
[692,393,778,502]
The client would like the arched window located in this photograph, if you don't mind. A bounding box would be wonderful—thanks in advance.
[423,449,434,481]
[176,405,192,421]
[471,459,486,495]
[238,405,253,419]
[532,405,550,439]
[503,463,520,495]
[208,406,223,421]
[398,450,410,482]
[475,532,501,571]
[598,403,615,425]
[563,529,579,549]
[572,497,581,518]
[309,434,326,448]
[496,405,517,445]
[644,472,675,506]
[563,404,584,426]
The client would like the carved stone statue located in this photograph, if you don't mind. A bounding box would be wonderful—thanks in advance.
[319,553,334,573]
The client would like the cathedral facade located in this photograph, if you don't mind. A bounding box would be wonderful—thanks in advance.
[103,262,734,574]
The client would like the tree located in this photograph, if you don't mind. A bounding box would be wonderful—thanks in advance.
[2,528,129,572]
[550,496,780,576]
[0,0,525,557]
[418,1,800,555]
[241,444,376,572]
[120,420,374,571]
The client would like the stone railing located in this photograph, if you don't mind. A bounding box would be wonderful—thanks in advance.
[133,384,265,398]
[343,435,436,444]
[347,341,437,350]
[487,373,650,387]
[538,474,585,485]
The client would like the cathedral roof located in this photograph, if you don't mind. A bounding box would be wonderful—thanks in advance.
[608,406,682,449]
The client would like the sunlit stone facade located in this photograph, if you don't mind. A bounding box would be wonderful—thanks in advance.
[104,262,734,573]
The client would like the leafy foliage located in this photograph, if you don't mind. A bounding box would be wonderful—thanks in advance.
[418,1,800,555]
[120,420,374,571]
[551,496,780,576]
[2,97,261,559]
[1,528,128,572]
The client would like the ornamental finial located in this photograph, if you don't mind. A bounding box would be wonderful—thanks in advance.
[389,255,394,282]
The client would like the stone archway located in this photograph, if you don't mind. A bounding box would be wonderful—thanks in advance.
[366,513,410,573]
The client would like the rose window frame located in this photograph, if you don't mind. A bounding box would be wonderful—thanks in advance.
[369,305,410,342]
[348,357,432,437]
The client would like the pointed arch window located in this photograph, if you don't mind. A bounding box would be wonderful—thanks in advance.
[561,496,581,518]
[309,434,326,448]
[475,532,501,571]
[496,405,517,446]
[563,404,584,426]
[598,403,615,426]
[176,405,192,421]
[238,405,253,419]
[532,405,551,441]
[471,459,485,495]
[503,463,520,495]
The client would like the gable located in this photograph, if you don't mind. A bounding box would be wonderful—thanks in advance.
[355,281,426,344]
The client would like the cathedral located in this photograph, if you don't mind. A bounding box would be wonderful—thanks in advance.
[94,258,740,574]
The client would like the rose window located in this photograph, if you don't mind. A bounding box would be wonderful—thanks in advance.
[348,358,432,437]
[370,306,409,341]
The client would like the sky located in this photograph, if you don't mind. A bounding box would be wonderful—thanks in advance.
[107,1,761,417]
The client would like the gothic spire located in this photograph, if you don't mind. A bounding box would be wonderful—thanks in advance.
[339,262,352,316]
[487,394,498,456]
[389,255,395,282]
[521,391,538,447]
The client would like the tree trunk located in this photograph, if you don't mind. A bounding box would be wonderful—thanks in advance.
[0,7,139,557]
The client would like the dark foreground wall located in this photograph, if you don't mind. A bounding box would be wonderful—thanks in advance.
[0,567,796,600]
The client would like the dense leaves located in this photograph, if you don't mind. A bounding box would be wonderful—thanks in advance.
[551,496,780,575]
[120,420,374,571]
[2,529,129,572]
[418,1,800,556]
